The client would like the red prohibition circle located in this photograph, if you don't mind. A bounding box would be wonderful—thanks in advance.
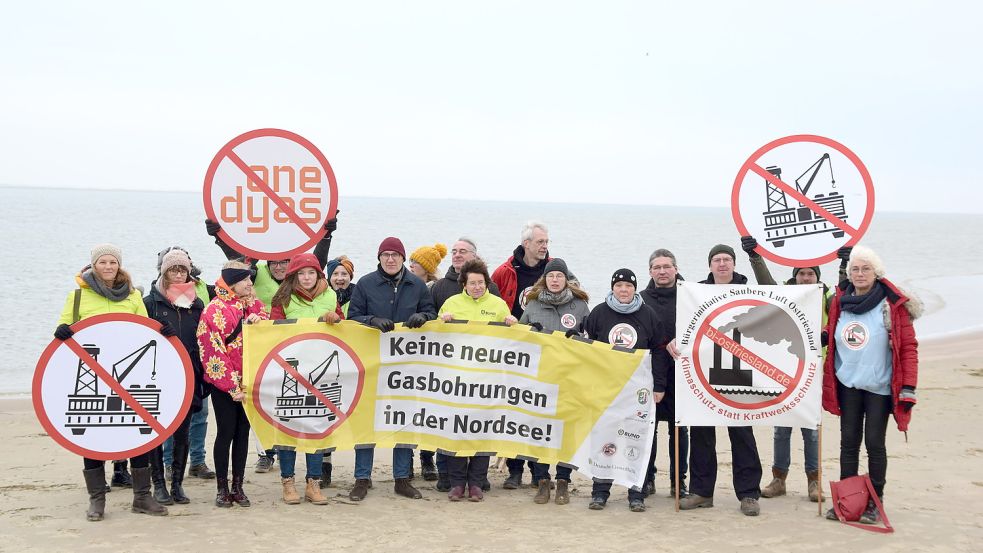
[252,332,365,440]
[202,128,339,261]
[691,299,805,410]
[32,313,195,461]
[731,134,875,266]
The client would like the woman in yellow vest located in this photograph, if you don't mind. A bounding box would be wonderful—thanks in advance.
[54,243,169,521]
[438,259,517,502]
[268,253,341,505]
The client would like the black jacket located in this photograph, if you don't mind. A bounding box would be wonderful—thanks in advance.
[430,266,502,312]
[143,285,206,412]
[583,300,673,396]
[698,271,749,285]
[348,266,437,324]
[640,277,684,420]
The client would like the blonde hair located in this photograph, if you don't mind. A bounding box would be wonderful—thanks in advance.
[222,260,251,270]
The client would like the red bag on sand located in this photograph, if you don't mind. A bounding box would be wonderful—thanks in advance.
[830,474,894,533]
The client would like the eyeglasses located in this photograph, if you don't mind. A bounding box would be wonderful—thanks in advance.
[850,266,875,275]
[711,256,734,264]
[451,249,474,255]
[380,252,402,260]
[166,267,189,274]
[269,260,290,267]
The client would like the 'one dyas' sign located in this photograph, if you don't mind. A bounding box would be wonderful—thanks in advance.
[203,128,338,260]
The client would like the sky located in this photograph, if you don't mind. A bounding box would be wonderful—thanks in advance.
[1,1,981,213]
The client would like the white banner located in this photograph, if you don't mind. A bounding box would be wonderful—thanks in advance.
[674,282,823,428]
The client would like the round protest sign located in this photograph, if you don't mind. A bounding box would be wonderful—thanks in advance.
[731,134,875,266]
[203,128,338,260]
[252,333,366,440]
[33,314,194,460]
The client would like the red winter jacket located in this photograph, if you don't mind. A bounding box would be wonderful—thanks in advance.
[822,277,921,432]
[491,247,550,310]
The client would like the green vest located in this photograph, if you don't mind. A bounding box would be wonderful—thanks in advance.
[194,279,210,305]
[283,288,339,319]
[340,301,349,318]
[253,263,281,313]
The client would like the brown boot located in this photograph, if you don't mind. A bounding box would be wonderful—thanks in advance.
[554,479,570,505]
[394,478,422,499]
[807,470,820,502]
[349,478,371,501]
[82,468,107,521]
[282,477,301,505]
[305,478,328,505]
[761,467,787,498]
[130,467,168,516]
[533,479,551,504]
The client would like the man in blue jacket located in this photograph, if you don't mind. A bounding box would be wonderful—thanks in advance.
[346,236,437,501]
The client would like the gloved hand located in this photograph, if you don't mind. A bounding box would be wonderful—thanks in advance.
[899,386,917,413]
[54,323,74,341]
[159,322,178,337]
[405,313,428,329]
[740,235,760,258]
[837,245,853,267]
[528,322,544,332]
[205,219,222,236]
[821,330,829,347]
[324,214,338,235]
[565,329,579,338]
[369,317,395,332]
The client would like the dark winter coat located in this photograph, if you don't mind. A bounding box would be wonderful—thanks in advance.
[143,285,207,412]
[583,301,673,392]
[431,265,501,312]
[639,276,683,420]
[348,265,437,324]
[698,271,749,285]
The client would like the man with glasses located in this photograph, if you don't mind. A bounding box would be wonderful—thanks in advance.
[346,236,437,501]
[427,237,502,490]
[491,221,551,489]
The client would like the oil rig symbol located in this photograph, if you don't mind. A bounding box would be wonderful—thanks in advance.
[275,351,343,422]
[65,341,161,435]
[762,153,848,247]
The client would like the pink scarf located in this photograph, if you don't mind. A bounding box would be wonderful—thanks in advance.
[165,281,197,308]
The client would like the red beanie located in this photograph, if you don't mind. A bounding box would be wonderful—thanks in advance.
[285,253,323,277]
[377,237,406,259]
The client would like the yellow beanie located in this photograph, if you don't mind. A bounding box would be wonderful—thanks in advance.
[410,243,448,275]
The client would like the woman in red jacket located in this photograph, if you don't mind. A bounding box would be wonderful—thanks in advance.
[822,246,921,524]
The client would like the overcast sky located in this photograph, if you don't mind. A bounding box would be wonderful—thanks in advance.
[2,1,980,213]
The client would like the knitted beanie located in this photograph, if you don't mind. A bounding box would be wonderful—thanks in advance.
[285,253,323,277]
[326,256,355,279]
[410,243,448,275]
[708,244,736,265]
[91,243,123,266]
[792,266,821,280]
[543,258,570,278]
[611,268,637,289]
[377,237,406,259]
[160,249,192,275]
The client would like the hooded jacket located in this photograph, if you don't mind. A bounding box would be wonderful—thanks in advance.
[822,277,922,432]
[144,284,207,411]
[491,245,550,318]
[431,265,502,312]
[196,280,268,394]
[439,289,512,322]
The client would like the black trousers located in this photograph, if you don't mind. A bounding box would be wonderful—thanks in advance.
[212,391,250,479]
[689,426,761,500]
[647,420,689,487]
[838,382,892,497]
[447,456,490,487]
[83,454,148,470]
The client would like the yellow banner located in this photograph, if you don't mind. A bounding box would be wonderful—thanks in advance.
[243,319,656,487]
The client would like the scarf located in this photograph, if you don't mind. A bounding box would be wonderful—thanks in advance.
[605,291,643,314]
[839,280,887,314]
[163,280,197,308]
[335,284,353,306]
[538,287,573,306]
[82,269,131,302]
[294,278,329,302]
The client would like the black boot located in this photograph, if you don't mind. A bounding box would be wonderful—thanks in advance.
[170,440,190,504]
[230,474,250,507]
[82,468,106,521]
[436,471,451,492]
[151,450,173,505]
[131,467,168,516]
[215,476,233,508]
[112,461,132,488]
[320,460,332,489]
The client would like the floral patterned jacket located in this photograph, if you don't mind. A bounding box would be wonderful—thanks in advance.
[196,280,268,394]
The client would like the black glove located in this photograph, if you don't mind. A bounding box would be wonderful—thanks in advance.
[369,317,395,332]
[205,219,222,237]
[405,313,428,329]
[54,323,74,341]
[159,322,178,337]
[528,322,544,332]
[821,330,829,347]
[899,385,916,413]
[837,246,853,267]
[324,215,338,236]
[740,235,760,258]
[565,329,579,338]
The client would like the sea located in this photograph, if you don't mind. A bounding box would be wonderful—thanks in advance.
[2,185,981,395]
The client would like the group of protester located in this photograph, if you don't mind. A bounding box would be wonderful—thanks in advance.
[52,217,920,524]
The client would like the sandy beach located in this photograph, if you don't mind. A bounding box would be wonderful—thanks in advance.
[2,331,982,553]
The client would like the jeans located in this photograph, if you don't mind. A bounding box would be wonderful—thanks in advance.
[164,401,208,466]
[689,426,762,500]
[354,447,413,479]
[838,382,892,497]
[530,462,572,481]
[773,426,819,473]
[278,449,324,480]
